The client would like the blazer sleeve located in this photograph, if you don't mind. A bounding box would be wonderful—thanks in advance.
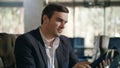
[68,39,79,67]
[14,35,36,68]
[60,35,79,67]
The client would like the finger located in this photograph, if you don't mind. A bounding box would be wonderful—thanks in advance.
[106,59,110,65]
[80,62,91,68]
[84,64,91,68]
[110,58,113,62]
[80,64,91,68]
[72,63,87,68]
[73,64,86,68]
[74,63,91,68]
[79,61,91,65]
[99,63,103,68]
[78,65,86,68]
[102,60,106,67]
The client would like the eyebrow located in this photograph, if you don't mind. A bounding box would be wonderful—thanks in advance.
[56,17,68,23]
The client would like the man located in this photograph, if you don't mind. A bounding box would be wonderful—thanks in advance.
[14,3,91,68]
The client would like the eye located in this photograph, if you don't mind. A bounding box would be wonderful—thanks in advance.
[56,17,67,24]
[64,21,68,24]
[57,18,63,22]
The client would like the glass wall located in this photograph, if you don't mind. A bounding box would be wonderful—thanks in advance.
[48,0,120,61]
[0,7,24,34]
[105,7,120,37]
[0,1,24,34]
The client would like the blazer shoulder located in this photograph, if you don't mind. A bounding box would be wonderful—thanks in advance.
[15,31,34,45]
[16,29,36,40]
[60,35,72,45]
[60,35,69,40]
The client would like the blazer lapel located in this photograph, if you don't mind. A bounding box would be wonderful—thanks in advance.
[38,42,48,67]
[56,42,65,68]
[31,28,48,68]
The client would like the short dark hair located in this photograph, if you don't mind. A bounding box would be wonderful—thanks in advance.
[41,3,69,24]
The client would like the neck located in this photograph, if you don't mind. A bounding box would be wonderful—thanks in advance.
[40,26,55,42]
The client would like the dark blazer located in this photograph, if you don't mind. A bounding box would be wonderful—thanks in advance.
[14,28,79,68]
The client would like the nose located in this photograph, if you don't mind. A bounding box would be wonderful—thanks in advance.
[60,22,65,28]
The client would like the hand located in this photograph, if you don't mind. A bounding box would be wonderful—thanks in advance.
[97,58,113,68]
[72,61,91,68]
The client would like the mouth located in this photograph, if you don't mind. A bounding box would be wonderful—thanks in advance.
[58,29,63,33]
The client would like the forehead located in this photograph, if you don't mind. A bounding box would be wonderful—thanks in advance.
[52,11,68,20]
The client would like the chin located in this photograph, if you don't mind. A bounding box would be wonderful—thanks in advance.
[55,33,61,37]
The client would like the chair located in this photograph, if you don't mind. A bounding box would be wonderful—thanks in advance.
[0,33,19,68]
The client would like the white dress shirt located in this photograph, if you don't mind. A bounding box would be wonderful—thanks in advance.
[40,30,59,68]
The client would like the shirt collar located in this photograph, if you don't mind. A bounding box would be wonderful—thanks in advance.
[40,29,60,49]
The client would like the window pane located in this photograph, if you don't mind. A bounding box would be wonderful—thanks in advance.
[0,7,24,34]
[49,0,73,2]
[75,7,104,48]
[62,6,120,60]
[0,0,22,2]
[74,7,104,57]
[62,7,74,37]
[62,6,105,58]
[106,7,120,37]
[75,0,84,2]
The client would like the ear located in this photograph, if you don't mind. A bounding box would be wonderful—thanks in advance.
[43,15,49,24]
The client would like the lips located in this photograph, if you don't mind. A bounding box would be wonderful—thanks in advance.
[58,29,63,33]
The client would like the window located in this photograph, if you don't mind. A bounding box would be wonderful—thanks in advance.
[48,0,120,61]
[0,0,24,34]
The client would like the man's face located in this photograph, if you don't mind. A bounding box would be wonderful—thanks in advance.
[46,11,68,37]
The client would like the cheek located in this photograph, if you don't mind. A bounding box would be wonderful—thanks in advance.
[52,22,60,29]
[56,25,61,30]
[48,23,57,31]
[49,20,60,29]
[56,22,61,27]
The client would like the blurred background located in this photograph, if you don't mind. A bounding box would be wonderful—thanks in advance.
[0,0,120,64]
